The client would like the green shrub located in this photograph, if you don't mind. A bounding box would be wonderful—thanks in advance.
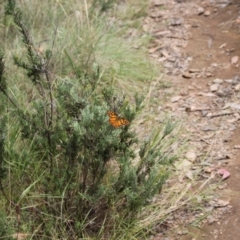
[0,0,177,238]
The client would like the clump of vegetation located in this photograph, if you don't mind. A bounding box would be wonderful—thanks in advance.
[0,0,178,239]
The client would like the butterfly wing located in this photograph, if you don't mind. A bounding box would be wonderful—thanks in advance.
[108,111,118,127]
[107,111,129,128]
[117,117,129,127]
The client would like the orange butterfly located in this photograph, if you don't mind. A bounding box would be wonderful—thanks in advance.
[107,110,129,128]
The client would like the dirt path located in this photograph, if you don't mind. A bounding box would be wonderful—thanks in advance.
[145,0,240,239]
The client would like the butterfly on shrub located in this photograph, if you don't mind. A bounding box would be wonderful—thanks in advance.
[107,110,129,128]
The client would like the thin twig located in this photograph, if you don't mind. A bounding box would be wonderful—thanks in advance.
[208,111,234,118]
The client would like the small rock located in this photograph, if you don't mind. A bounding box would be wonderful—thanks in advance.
[217,1,231,8]
[214,199,230,207]
[204,167,213,173]
[197,7,205,15]
[207,216,217,224]
[211,63,218,67]
[171,96,182,103]
[150,10,162,18]
[213,78,223,84]
[177,229,189,235]
[231,56,239,64]
[232,75,240,84]
[206,72,213,77]
[182,72,192,78]
[226,48,235,53]
[210,83,219,92]
[216,90,226,97]
[201,110,208,117]
[185,151,197,162]
[180,89,189,96]
[234,84,240,91]
[189,68,200,73]
[219,43,227,48]
[153,0,164,6]
[225,79,233,83]
[218,184,227,190]
[169,17,183,26]
[204,10,211,16]
[192,22,200,28]
[201,125,216,131]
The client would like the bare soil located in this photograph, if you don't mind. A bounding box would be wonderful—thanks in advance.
[145,0,240,239]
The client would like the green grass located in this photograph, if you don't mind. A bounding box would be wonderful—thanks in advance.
[2,0,157,99]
